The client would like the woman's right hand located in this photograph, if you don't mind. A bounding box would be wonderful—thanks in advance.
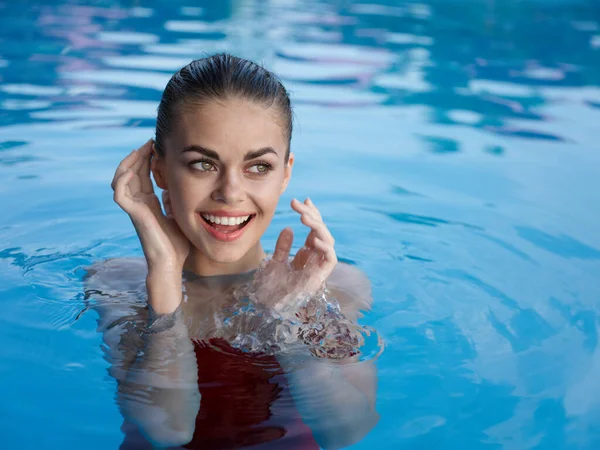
[111,139,191,274]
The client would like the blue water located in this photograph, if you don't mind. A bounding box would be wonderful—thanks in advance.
[1,0,600,448]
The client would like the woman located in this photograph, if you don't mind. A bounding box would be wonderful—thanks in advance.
[85,54,379,449]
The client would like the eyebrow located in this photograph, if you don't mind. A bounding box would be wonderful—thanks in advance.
[181,145,279,161]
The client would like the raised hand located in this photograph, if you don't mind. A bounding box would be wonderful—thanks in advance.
[288,198,337,289]
[253,198,337,314]
[111,140,191,272]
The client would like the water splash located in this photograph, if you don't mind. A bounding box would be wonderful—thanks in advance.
[204,261,383,361]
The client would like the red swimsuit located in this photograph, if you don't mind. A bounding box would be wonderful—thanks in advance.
[120,339,319,450]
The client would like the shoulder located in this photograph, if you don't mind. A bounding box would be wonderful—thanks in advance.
[83,257,149,331]
[84,257,148,293]
[327,263,373,321]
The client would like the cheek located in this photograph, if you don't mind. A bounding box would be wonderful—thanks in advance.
[249,178,284,211]
[166,171,205,214]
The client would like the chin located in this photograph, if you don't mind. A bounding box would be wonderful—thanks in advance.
[208,247,249,264]
[194,237,260,266]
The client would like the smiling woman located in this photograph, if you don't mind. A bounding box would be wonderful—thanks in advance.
[152,95,294,269]
[84,53,379,449]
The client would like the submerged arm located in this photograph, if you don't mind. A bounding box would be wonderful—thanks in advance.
[85,260,199,447]
[278,264,380,449]
[278,350,379,449]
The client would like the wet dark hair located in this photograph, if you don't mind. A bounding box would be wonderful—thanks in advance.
[155,53,293,161]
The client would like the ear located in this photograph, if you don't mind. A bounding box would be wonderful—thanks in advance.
[280,152,294,194]
[150,142,168,190]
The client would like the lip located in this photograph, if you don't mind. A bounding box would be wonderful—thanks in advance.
[200,210,255,217]
[197,212,255,242]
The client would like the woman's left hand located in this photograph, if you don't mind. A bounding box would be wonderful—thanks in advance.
[255,198,337,312]
[287,198,337,292]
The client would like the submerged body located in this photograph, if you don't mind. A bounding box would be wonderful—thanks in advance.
[85,258,378,449]
[120,339,320,450]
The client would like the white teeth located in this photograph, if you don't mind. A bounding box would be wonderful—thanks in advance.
[202,214,251,226]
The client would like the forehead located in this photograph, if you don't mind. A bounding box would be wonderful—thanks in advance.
[166,98,287,158]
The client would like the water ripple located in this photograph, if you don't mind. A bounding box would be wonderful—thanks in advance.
[1,0,600,448]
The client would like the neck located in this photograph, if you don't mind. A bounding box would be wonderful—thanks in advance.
[183,243,267,277]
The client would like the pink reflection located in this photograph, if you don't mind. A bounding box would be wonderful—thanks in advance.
[29,54,99,72]
[59,4,129,20]
[36,2,129,53]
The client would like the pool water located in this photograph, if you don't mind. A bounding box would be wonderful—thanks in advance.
[1,0,600,448]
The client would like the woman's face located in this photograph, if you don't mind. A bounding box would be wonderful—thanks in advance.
[152,97,294,265]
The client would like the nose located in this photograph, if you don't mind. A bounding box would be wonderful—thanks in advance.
[211,168,245,204]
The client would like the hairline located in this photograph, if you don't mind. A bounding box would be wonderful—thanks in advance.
[161,95,291,161]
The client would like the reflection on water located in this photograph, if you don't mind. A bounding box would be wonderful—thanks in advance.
[1,0,600,449]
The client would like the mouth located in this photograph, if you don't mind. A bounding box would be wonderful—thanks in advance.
[198,212,256,242]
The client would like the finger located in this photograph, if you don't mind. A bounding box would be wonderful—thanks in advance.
[304,197,322,217]
[293,198,324,224]
[136,140,154,193]
[130,141,149,170]
[300,212,334,245]
[124,140,151,175]
[291,198,313,214]
[111,150,140,190]
[273,227,294,263]
[313,236,337,264]
[293,197,323,218]
[304,229,316,248]
[303,229,329,251]
[291,245,312,271]
[124,140,152,195]
[113,169,135,208]
[292,199,320,223]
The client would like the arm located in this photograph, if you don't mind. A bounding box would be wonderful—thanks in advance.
[87,140,198,447]
[258,197,380,448]
[278,352,379,450]
[280,265,379,449]
[85,260,199,447]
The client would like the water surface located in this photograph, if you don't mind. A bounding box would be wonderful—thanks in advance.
[1,0,600,448]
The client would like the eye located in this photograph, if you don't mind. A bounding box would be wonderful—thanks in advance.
[190,159,216,172]
[247,162,272,175]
